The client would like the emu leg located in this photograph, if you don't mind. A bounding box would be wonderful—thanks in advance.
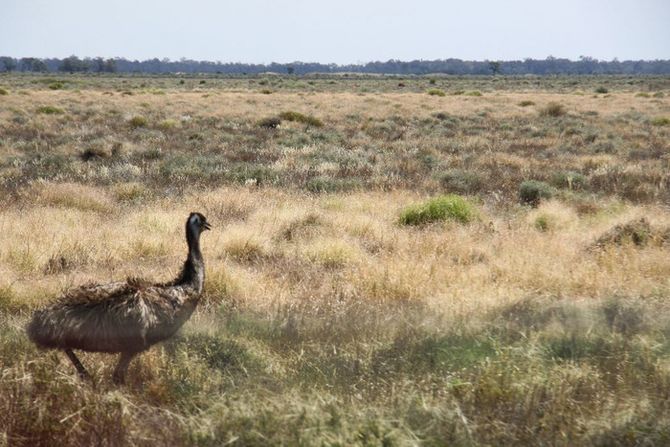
[112,351,137,385]
[64,349,90,380]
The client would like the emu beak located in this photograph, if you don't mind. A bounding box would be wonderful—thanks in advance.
[203,222,212,231]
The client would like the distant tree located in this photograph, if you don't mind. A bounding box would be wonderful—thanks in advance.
[32,59,48,72]
[0,56,17,72]
[59,55,89,72]
[489,61,501,75]
[287,66,295,75]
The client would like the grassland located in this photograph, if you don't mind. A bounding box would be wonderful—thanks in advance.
[1,73,670,446]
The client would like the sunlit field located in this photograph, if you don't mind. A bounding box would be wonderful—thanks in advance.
[1,73,670,445]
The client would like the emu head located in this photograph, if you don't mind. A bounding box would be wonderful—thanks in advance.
[187,212,212,236]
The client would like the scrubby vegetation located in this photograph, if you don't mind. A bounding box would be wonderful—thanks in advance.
[0,73,669,445]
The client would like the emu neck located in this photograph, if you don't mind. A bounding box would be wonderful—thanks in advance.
[176,226,205,293]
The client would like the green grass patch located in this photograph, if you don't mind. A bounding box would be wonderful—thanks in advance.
[399,194,477,225]
[36,106,64,115]
[651,116,669,126]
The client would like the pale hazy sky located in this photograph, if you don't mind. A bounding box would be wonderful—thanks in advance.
[1,0,668,64]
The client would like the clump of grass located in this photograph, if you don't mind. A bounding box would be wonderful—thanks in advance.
[34,182,112,212]
[635,92,650,98]
[48,81,64,90]
[114,182,148,203]
[304,238,362,268]
[426,88,446,97]
[128,115,148,128]
[653,91,665,98]
[651,116,669,126]
[257,116,281,129]
[465,90,482,96]
[592,217,652,248]
[595,86,609,94]
[399,195,476,226]
[158,119,178,131]
[260,89,273,94]
[518,100,535,107]
[36,106,64,115]
[519,180,555,206]
[0,87,8,95]
[279,111,323,127]
[539,102,566,117]
[429,78,437,85]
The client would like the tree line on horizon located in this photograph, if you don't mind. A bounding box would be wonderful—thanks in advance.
[1,55,669,75]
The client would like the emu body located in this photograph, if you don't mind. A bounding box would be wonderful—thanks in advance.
[27,212,211,384]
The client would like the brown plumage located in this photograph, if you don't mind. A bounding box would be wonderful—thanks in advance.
[27,212,211,384]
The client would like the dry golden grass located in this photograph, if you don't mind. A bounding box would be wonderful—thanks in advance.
[1,74,670,445]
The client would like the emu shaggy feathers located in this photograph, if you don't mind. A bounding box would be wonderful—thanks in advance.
[26,212,210,383]
[27,280,200,353]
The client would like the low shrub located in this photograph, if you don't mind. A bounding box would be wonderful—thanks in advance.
[438,169,483,194]
[257,117,282,129]
[426,89,446,97]
[465,90,482,96]
[128,115,148,128]
[399,195,476,225]
[595,87,609,94]
[539,102,566,117]
[48,81,64,90]
[519,180,555,206]
[279,111,323,127]
[518,100,535,107]
[0,87,8,95]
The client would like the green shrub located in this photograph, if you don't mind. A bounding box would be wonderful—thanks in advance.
[518,100,535,107]
[635,92,650,98]
[48,81,64,90]
[651,117,669,126]
[0,87,8,95]
[519,180,555,206]
[653,92,665,98]
[539,102,566,117]
[426,89,446,97]
[438,169,483,194]
[36,106,64,115]
[399,195,476,226]
[465,90,482,96]
[595,86,609,94]
[550,171,587,190]
[128,115,148,128]
[260,89,273,94]
[279,111,323,127]
[429,78,437,85]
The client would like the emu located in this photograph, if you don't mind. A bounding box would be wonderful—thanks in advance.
[27,212,211,384]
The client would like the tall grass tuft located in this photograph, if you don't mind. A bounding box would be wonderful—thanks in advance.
[399,195,477,225]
